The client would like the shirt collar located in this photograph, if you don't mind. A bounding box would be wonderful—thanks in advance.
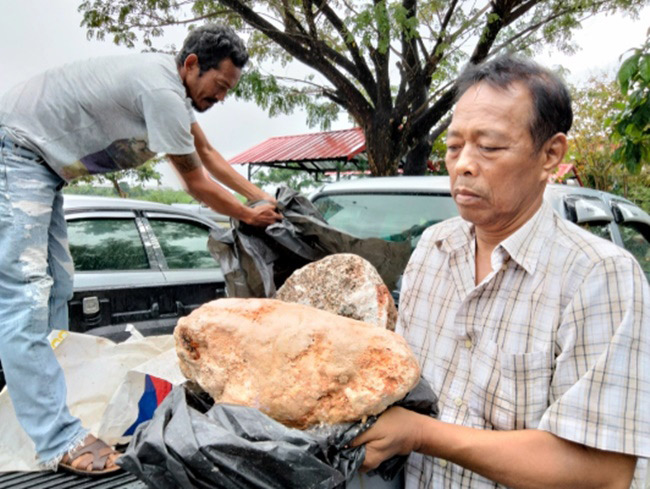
[434,199,555,275]
[499,199,554,275]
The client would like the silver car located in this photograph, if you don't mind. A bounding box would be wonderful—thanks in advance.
[310,176,650,282]
[63,194,226,341]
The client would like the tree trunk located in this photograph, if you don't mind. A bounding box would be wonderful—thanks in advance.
[364,122,400,176]
[109,177,127,198]
[403,138,432,175]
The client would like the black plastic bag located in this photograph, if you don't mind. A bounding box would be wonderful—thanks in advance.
[118,378,438,489]
[208,186,412,298]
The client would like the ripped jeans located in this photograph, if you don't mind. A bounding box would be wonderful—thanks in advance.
[0,128,87,466]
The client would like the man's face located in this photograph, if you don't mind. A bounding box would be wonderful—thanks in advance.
[445,81,550,234]
[183,56,242,113]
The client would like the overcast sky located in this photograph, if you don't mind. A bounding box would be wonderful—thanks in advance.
[1,1,648,189]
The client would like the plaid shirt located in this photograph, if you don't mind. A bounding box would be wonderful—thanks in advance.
[396,199,650,489]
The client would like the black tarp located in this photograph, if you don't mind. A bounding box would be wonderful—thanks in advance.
[208,187,412,298]
[119,380,438,489]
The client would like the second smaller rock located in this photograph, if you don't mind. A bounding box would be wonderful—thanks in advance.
[275,253,397,330]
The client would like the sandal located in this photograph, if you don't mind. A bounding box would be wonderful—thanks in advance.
[59,434,122,477]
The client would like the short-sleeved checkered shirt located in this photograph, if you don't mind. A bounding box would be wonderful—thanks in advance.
[396,199,650,489]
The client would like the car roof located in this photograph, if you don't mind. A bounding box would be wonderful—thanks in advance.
[314,175,452,194]
[313,176,640,207]
[62,194,218,226]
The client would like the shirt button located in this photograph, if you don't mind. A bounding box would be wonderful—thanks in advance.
[454,397,463,407]
[501,263,508,271]
[439,460,448,468]
[464,339,472,349]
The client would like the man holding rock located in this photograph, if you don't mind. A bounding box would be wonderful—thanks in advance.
[352,56,649,488]
[0,24,280,476]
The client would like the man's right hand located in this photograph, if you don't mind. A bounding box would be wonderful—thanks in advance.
[242,203,282,227]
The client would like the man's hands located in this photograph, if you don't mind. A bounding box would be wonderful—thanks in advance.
[242,203,282,227]
[168,155,282,228]
[350,407,424,471]
[352,409,637,489]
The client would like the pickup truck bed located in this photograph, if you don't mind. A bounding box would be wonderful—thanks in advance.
[0,471,145,488]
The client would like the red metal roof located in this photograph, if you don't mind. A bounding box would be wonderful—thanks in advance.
[228,128,365,168]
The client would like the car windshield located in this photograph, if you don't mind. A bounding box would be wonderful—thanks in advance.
[313,192,459,247]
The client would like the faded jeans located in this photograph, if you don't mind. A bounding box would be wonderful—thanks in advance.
[0,128,87,466]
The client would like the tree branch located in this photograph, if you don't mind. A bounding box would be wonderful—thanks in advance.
[217,0,373,123]
[427,0,459,72]
[427,115,452,144]
[370,1,392,115]
[394,0,460,123]
[405,86,457,143]
[491,7,601,54]
[311,0,377,101]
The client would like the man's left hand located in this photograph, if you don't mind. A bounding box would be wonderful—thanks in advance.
[243,203,282,227]
[350,407,423,471]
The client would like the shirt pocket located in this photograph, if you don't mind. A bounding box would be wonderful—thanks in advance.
[469,336,552,431]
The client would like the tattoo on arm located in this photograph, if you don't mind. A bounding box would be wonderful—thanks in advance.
[168,153,202,174]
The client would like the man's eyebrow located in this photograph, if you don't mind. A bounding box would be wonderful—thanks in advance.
[446,128,509,139]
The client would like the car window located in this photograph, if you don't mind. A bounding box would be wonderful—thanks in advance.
[578,221,613,241]
[68,218,150,271]
[148,219,217,270]
[618,222,650,278]
[313,193,459,247]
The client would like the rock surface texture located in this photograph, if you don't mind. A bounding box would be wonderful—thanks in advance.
[275,253,398,330]
[174,298,420,429]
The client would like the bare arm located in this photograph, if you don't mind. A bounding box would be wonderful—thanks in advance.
[352,407,636,489]
[167,152,281,226]
[190,122,276,203]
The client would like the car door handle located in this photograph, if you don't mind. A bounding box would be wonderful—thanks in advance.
[82,296,101,316]
[175,300,188,316]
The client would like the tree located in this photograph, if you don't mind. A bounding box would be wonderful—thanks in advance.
[568,76,623,190]
[66,158,163,198]
[610,30,650,174]
[251,166,327,193]
[79,0,649,176]
[568,75,650,210]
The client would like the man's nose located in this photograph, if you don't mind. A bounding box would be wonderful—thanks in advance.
[454,145,479,176]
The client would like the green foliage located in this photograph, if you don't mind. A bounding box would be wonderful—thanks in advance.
[67,157,164,197]
[251,159,375,193]
[611,31,650,174]
[626,173,650,213]
[568,76,622,190]
[251,166,329,193]
[568,75,649,210]
[64,183,195,204]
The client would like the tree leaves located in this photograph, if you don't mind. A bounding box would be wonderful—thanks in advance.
[618,52,641,94]
[611,35,650,174]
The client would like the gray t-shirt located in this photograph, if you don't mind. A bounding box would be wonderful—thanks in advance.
[0,53,196,181]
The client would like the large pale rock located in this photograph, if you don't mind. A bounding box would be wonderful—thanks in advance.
[174,298,420,429]
[275,253,398,330]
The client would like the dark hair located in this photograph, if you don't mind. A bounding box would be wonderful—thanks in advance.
[176,24,249,73]
[455,55,572,150]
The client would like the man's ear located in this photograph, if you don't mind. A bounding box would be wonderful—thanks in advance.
[184,53,199,72]
[540,132,568,179]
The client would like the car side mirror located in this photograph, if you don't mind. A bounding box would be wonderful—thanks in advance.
[611,201,650,226]
[564,196,613,224]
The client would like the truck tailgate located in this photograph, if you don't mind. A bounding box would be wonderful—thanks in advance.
[0,471,145,488]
